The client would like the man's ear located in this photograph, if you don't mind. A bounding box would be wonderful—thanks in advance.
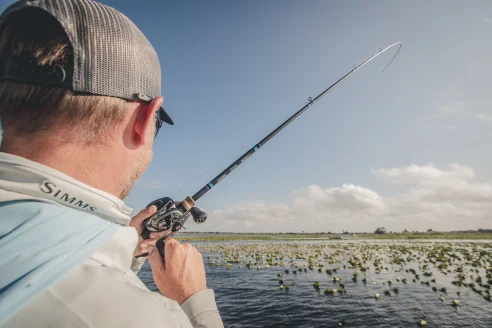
[133,96,164,146]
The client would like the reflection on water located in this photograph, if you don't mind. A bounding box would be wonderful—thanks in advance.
[138,240,492,327]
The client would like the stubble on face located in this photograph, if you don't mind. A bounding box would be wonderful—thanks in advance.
[119,147,153,199]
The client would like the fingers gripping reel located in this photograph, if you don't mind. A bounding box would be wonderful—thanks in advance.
[141,196,207,258]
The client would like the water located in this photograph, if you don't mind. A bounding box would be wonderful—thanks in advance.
[138,240,492,327]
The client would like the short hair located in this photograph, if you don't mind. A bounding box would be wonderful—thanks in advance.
[0,8,129,144]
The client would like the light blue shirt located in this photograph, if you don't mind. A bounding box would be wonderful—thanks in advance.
[0,200,119,326]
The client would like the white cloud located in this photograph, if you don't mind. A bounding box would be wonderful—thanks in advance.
[484,17,492,25]
[374,163,475,187]
[191,164,492,233]
[439,102,492,123]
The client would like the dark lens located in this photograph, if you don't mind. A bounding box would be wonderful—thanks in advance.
[154,110,164,137]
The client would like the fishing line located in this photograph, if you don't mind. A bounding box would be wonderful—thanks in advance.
[171,135,258,198]
[382,43,402,72]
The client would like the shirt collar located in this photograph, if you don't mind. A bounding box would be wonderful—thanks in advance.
[0,152,133,226]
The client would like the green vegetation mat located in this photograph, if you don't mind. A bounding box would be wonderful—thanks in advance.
[175,232,492,242]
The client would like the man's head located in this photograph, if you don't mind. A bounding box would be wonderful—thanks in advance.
[0,0,172,199]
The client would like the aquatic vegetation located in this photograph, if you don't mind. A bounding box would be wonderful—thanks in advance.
[452,300,461,306]
[419,319,428,326]
[196,239,492,311]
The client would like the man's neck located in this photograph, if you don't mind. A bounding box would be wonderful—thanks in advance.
[1,136,127,199]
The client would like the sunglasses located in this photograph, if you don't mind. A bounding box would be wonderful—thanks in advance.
[136,93,174,138]
[154,108,166,137]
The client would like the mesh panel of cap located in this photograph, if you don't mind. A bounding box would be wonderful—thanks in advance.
[0,0,161,101]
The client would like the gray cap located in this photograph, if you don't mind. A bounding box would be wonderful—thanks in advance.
[0,0,173,125]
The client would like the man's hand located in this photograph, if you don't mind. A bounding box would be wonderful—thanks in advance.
[148,239,207,305]
[129,205,163,257]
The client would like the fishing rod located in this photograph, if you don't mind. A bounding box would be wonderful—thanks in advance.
[141,41,403,257]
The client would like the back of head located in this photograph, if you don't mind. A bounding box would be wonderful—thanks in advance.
[0,0,172,198]
[0,0,166,144]
[0,7,124,143]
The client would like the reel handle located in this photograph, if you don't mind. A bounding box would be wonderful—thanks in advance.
[190,206,207,223]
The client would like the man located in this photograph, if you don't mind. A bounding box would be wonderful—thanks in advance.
[0,0,223,327]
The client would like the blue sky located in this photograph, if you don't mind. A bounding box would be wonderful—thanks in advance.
[2,0,492,232]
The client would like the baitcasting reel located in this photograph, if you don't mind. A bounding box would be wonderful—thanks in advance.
[141,196,207,258]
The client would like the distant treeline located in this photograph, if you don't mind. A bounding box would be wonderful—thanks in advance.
[181,229,492,234]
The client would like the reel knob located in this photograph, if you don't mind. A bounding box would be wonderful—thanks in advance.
[190,206,207,223]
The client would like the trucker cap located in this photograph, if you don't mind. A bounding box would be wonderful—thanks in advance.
[0,0,173,125]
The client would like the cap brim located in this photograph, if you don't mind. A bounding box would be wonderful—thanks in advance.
[159,106,174,125]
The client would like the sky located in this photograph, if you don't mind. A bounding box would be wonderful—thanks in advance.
[2,0,492,233]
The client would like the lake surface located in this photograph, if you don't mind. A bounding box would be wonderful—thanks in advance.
[138,240,492,327]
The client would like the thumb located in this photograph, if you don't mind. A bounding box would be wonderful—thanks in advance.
[147,246,164,272]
